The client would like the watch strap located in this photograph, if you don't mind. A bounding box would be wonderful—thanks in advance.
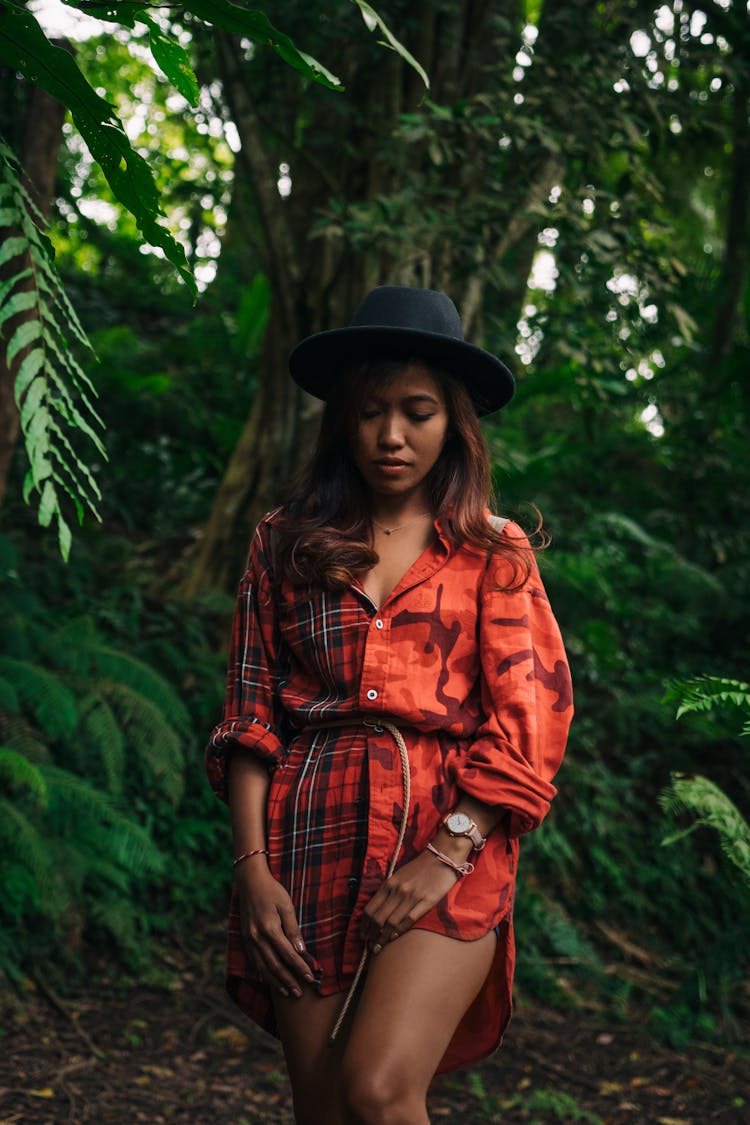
[443,811,487,851]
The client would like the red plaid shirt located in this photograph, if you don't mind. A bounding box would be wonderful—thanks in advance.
[205,512,573,1073]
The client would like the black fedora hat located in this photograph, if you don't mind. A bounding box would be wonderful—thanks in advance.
[288,286,515,416]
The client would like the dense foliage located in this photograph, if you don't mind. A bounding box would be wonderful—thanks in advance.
[1,0,748,1052]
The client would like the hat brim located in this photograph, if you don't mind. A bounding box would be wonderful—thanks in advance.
[288,326,515,416]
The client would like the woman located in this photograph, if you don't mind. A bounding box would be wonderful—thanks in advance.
[205,286,573,1125]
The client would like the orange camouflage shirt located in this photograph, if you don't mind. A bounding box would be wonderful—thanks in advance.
[205,511,573,1073]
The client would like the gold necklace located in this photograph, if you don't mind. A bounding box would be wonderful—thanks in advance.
[371,512,433,536]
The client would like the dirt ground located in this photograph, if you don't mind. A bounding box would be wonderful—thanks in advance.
[1,930,748,1125]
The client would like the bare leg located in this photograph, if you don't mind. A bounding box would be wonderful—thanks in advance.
[271,989,348,1125]
[339,929,496,1125]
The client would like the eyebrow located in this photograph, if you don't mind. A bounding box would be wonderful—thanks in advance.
[364,392,442,407]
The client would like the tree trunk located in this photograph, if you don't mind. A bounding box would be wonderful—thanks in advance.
[181,0,642,594]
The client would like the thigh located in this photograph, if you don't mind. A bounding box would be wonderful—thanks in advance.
[271,988,347,1124]
[343,928,496,1091]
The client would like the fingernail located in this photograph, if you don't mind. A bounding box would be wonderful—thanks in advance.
[372,943,382,955]
[305,973,314,982]
[390,932,399,941]
[295,939,306,953]
[279,987,289,997]
[292,988,302,998]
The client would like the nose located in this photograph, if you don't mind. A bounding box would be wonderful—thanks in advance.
[376,412,405,448]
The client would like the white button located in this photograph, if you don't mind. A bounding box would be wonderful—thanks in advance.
[375,619,384,629]
[366,689,378,701]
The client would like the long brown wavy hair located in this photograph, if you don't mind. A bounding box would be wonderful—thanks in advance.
[271,359,542,591]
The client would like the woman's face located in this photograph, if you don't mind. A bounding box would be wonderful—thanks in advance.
[351,362,450,505]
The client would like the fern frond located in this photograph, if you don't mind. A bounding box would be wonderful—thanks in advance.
[42,623,190,734]
[0,656,77,737]
[92,646,190,732]
[0,135,105,561]
[0,796,66,916]
[666,675,750,721]
[41,764,165,876]
[101,681,185,804]
[88,893,138,950]
[543,901,603,966]
[0,712,52,764]
[0,747,48,805]
[75,690,125,795]
[659,773,750,886]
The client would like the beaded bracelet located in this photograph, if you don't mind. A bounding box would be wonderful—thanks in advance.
[426,842,475,877]
[232,848,269,869]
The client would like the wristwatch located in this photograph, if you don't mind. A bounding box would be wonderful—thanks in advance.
[442,811,486,851]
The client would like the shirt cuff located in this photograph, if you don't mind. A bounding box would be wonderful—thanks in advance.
[451,740,558,837]
[205,716,285,803]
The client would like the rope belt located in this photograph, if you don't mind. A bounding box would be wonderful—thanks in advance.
[297,716,411,1045]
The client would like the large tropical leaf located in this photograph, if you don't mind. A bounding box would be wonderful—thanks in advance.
[0,2,195,291]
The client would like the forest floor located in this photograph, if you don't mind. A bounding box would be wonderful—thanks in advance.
[1,923,748,1125]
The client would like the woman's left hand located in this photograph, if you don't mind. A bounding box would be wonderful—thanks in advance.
[361,849,462,953]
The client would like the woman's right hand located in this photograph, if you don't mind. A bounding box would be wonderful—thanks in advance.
[235,861,314,997]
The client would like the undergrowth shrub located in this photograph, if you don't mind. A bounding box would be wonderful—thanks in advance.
[510,520,750,1046]
[0,525,232,989]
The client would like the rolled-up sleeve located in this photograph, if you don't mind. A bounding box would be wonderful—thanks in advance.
[453,533,573,837]
[204,521,286,803]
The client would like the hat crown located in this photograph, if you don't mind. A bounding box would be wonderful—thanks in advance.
[351,286,464,342]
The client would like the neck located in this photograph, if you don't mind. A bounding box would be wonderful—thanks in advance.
[369,495,433,527]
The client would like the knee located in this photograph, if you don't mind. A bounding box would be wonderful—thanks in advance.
[339,1064,423,1125]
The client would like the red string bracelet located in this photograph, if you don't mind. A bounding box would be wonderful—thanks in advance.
[232,848,269,869]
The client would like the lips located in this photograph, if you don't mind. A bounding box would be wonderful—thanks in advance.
[375,459,410,467]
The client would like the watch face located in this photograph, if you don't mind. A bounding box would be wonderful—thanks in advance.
[447,812,472,834]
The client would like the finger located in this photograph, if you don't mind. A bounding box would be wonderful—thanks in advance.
[381,899,425,944]
[277,906,315,983]
[261,914,316,989]
[361,885,388,927]
[362,896,394,949]
[253,938,305,997]
[364,888,411,951]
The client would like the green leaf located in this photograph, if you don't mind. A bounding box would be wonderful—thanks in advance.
[0,3,196,294]
[25,404,50,453]
[50,464,89,524]
[352,0,430,89]
[0,235,27,268]
[40,330,107,441]
[37,478,56,528]
[0,267,32,309]
[19,375,45,433]
[13,348,44,405]
[47,416,104,499]
[0,747,48,806]
[0,286,37,335]
[140,13,200,105]
[7,317,41,364]
[57,512,72,561]
[22,465,37,501]
[27,453,52,492]
[183,0,342,90]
